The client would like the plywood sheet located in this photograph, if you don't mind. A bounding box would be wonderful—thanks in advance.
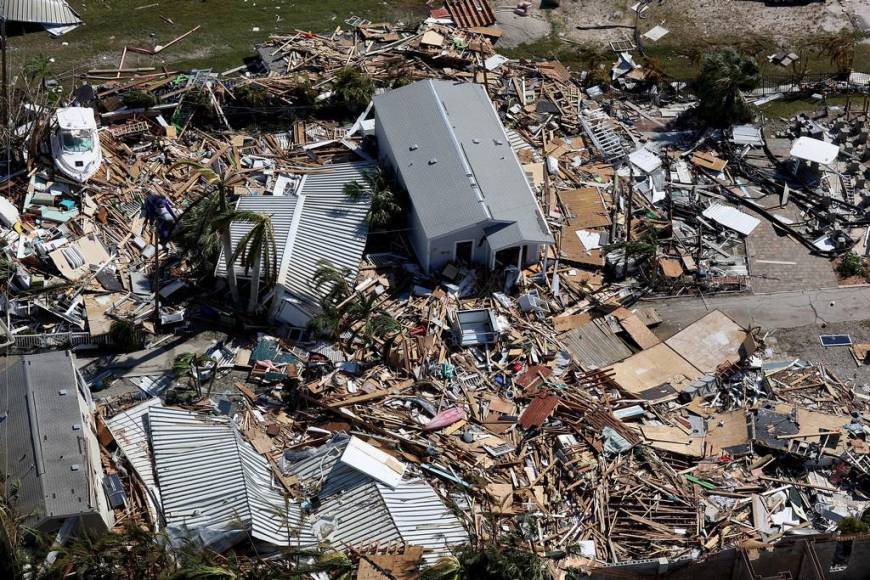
[706,410,751,456]
[559,187,611,229]
[665,310,747,374]
[607,342,702,395]
[616,310,661,350]
[640,425,704,458]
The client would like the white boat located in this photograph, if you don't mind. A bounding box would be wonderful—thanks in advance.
[50,107,102,183]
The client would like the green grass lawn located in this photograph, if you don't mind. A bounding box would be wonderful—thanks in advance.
[758,94,870,119]
[7,0,426,79]
[504,34,870,83]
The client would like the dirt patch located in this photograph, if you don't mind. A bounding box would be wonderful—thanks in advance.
[493,2,553,47]
[540,0,856,48]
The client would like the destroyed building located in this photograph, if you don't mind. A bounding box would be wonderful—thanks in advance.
[4,2,870,577]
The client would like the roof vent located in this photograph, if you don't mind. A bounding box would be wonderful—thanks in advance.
[428,158,438,165]
[494,139,504,146]
[72,424,81,431]
[71,464,80,472]
[409,144,419,151]
[472,138,480,144]
[58,389,68,396]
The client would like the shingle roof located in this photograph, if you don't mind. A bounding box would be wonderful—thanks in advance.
[0,352,96,527]
[0,0,81,25]
[217,161,373,312]
[374,79,552,248]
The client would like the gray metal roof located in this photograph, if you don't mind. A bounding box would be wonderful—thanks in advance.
[149,406,311,548]
[374,79,552,248]
[217,161,373,311]
[284,436,468,564]
[559,318,634,370]
[216,194,298,279]
[0,0,81,25]
[283,163,372,307]
[105,398,163,518]
[0,352,98,528]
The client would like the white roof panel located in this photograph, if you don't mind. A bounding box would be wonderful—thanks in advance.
[339,436,406,488]
[790,136,839,165]
[629,147,662,174]
[702,203,761,236]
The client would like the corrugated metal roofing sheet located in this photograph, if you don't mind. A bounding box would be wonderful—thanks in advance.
[283,162,372,307]
[217,161,373,312]
[150,407,310,547]
[1,0,81,25]
[378,479,469,564]
[445,0,496,28]
[216,194,298,279]
[284,436,468,564]
[105,398,164,517]
[518,395,560,429]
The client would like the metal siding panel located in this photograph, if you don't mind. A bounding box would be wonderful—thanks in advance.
[2,0,81,25]
[106,399,164,509]
[149,407,308,546]
[378,479,469,565]
[560,322,633,370]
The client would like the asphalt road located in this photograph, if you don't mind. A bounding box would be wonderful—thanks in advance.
[647,285,870,337]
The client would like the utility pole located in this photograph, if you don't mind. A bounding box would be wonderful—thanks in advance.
[1,11,7,130]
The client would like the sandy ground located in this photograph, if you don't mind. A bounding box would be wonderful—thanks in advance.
[494,1,552,47]
[496,0,863,49]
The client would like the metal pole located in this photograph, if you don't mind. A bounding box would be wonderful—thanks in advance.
[1,15,7,129]
[153,223,161,333]
[1,15,7,145]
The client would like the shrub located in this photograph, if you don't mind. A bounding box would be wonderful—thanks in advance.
[121,89,157,109]
[837,252,865,278]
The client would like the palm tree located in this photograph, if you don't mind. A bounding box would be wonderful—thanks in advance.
[222,211,278,314]
[694,48,760,128]
[173,192,223,279]
[342,292,400,351]
[307,259,400,350]
[308,260,354,339]
[110,319,145,351]
[0,485,36,580]
[48,524,174,580]
[343,168,402,228]
[331,67,375,114]
[576,46,609,86]
[641,56,668,86]
[311,259,354,305]
[172,352,215,395]
[821,30,856,77]
[421,544,548,580]
[172,160,246,304]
